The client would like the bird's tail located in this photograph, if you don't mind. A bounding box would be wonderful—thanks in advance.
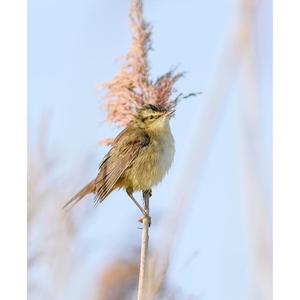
[63,179,96,209]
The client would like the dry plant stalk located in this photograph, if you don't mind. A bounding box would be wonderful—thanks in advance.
[137,193,150,300]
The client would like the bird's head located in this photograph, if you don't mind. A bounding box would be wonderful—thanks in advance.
[133,104,175,129]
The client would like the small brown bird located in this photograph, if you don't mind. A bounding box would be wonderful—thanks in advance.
[63,104,175,219]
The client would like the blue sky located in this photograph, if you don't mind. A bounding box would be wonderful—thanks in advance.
[28,0,272,299]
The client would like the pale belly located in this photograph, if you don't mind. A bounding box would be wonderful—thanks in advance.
[122,130,175,191]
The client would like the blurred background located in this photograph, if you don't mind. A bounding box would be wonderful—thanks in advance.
[28,0,272,299]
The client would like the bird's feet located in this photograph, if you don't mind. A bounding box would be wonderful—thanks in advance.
[139,214,151,227]
[143,189,152,198]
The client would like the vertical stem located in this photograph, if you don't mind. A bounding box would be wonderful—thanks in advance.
[137,192,150,300]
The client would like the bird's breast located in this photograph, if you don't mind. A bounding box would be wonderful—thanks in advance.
[155,129,175,177]
[124,126,175,191]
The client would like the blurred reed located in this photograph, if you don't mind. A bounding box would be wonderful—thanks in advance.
[28,118,91,299]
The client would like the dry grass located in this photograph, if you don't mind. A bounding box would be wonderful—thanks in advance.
[96,258,139,300]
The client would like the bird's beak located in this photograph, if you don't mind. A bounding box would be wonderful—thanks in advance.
[165,109,175,118]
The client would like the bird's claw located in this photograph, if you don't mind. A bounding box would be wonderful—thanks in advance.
[138,214,151,227]
[143,189,152,198]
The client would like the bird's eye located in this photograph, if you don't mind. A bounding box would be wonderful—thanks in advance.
[149,115,154,120]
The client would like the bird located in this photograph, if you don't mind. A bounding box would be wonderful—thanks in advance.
[63,103,175,222]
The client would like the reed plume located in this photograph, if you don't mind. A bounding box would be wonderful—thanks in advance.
[100,0,185,133]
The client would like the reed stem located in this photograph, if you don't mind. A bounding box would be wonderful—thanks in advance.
[137,192,150,300]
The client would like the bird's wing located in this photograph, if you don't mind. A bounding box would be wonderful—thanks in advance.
[95,128,150,203]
